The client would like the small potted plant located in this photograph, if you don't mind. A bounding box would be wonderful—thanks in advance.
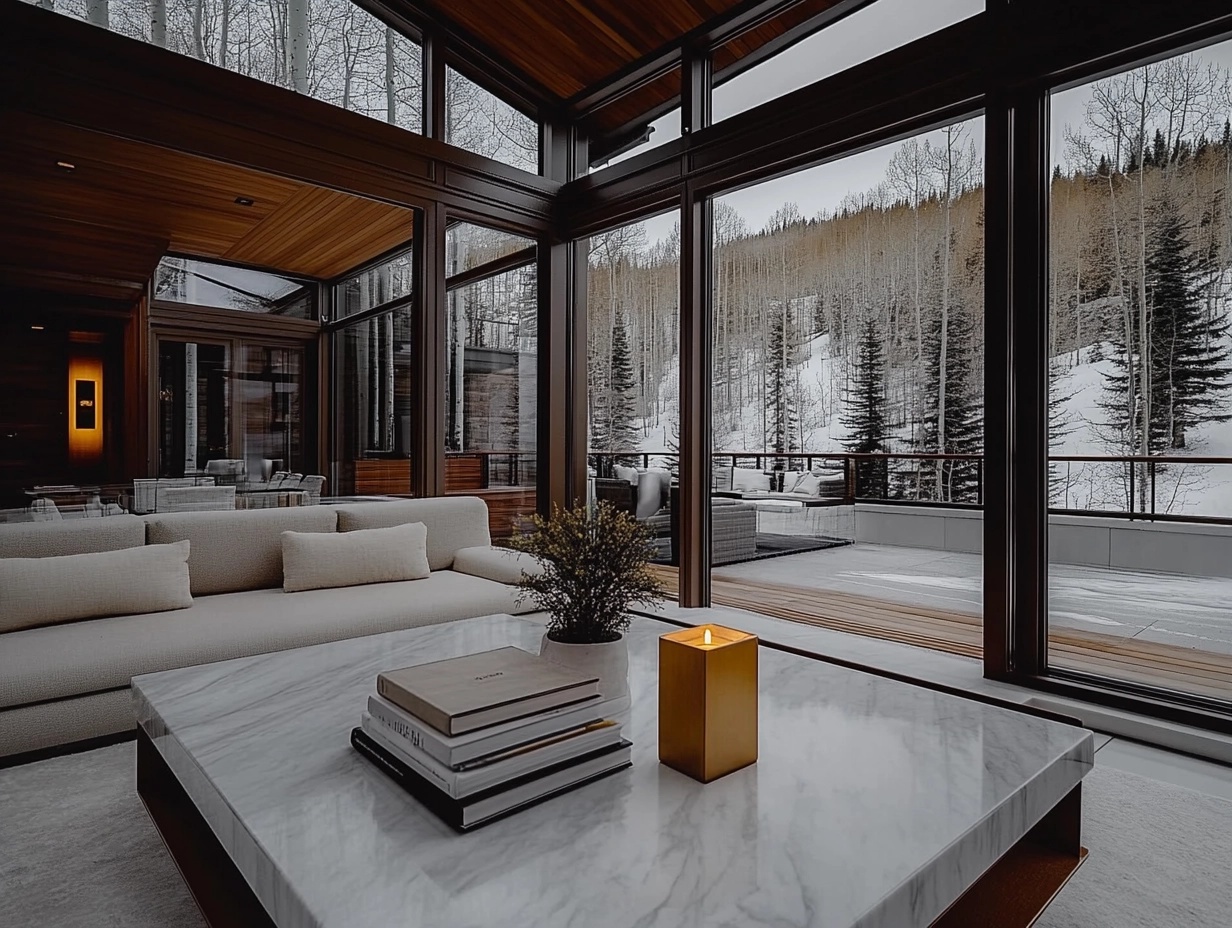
[509,501,663,703]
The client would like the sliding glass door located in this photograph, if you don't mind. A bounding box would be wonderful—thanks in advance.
[1045,39,1232,706]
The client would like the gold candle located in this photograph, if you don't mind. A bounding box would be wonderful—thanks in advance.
[658,624,758,783]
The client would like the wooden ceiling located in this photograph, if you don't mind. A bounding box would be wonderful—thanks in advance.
[0,112,416,299]
[413,0,855,139]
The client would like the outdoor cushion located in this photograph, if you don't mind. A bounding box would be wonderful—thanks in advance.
[0,514,146,559]
[282,522,430,592]
[635,470,666,519]
[613,465,639,485]
[0,541,191,633]
[0,570,531,710]
[145,506,338,596]
[335,497,490,570]
[794,473,823,497]
[732,467,772,493]
[452,545,544,586]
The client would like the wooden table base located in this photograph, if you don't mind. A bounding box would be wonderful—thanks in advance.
[136,729,275,928]
[932,784,1087,927]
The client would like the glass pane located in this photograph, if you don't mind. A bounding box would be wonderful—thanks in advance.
[1047,41,1232,702]
[446,223,534,277]
[445,256,538,534]
[712,0,984,123]
[586,213,680,562]
[334,307,414,495]
[446,67,539,173]
[709,119,985,650]
[29,0,423,134]
[334,249,413,320]
[157,340,229,476]
[238,344,304,477]
[154,257,315,318]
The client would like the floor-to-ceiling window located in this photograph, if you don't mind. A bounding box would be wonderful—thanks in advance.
[707,117,986,654]
[332,245,415,496]
[584,213,680,560]
[444,221,539,536]
[1046,40,1232,703]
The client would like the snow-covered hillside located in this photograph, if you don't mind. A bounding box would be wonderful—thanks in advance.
[637,337,1232,518]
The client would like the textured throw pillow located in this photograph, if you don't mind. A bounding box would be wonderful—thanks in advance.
[794,473,823,497]
[282,522,430,593]
[731,467,772,493]
[0,541,192,633]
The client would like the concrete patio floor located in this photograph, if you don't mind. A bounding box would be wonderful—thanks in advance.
[713,542,1232,657]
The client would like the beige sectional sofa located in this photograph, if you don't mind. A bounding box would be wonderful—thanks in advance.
[0,497,539,761]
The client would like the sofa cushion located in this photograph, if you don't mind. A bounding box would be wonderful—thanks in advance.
[452,545,543,586]
[0,571,532,709]
[282,522,430,592]
[334,498,490,571]
[0,514,146,559]
[731,467,771,493]
[145,506,338,596]
[0,541,192,633]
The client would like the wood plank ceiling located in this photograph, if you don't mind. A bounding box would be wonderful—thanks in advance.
[414,0,852,138]
[0,111,415,299]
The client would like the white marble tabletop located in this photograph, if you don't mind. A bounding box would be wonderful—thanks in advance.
[132,613,1093,928]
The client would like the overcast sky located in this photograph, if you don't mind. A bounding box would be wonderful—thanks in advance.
[632,1,1232,249]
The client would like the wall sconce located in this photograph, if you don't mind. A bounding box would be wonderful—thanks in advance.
[67,356,104,462]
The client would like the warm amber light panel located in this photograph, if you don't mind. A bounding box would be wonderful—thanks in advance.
[658,625,758,783]
[67,356,103,462]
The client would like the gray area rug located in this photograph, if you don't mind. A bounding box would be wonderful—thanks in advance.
[1,741,1229,927]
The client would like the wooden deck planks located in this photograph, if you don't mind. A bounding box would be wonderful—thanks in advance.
[650,566,1232,701]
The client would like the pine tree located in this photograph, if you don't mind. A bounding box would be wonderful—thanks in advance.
[842,319,890,497]
[1048,359,1076,505]
[766,299,799,470]
[1146,196,1232,449]
[607,308,641,460]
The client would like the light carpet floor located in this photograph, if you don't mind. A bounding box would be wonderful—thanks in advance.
[1,741,1230,927]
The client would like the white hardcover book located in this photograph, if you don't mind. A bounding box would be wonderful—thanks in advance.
[366,692,612,767]
[360,712,623,799]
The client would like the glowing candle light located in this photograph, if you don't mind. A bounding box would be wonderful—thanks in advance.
[659,624,758,782]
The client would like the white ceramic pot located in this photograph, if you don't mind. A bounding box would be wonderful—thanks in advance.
[539,632,630,706]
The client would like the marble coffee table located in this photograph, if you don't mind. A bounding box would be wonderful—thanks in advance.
[133,613,1092,928]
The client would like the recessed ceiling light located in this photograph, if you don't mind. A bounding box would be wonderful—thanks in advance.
[30,325,45,331]
[55,161,75,170]
[235,196,255,206]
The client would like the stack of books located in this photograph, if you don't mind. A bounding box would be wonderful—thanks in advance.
[352,646,631,831]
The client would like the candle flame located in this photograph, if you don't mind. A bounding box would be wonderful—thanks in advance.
[703,628,712,645]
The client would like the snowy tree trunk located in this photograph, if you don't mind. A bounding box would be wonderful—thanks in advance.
[219,0,232,68]
[385,27,397,126]
[1134,77,1152,509]
[150,0,166,46]
[192,0,206,60]
[86,0,108,28]
[288,0,309,95]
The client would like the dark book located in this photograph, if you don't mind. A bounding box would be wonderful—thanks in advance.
[376,646,599,736]
[351,728,632,831]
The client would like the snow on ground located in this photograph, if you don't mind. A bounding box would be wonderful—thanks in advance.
[635,334,1232,519]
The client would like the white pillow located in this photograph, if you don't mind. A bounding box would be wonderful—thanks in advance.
[0,541,192,633]
[282,522,430,593]
[731,467,771,493]
[613,465,639,485]
[782,471,808,493]
[794,473,823,497]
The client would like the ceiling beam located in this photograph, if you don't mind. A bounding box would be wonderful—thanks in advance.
[567,0,873,122]
[360,0,563,120]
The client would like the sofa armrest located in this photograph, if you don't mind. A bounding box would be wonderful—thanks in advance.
[451,546,544,586]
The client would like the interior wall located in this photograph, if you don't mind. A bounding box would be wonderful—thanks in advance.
[0,295,132,506]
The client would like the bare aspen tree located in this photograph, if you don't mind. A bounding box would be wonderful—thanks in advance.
[288,0,309,94]
[150,0,166,46]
